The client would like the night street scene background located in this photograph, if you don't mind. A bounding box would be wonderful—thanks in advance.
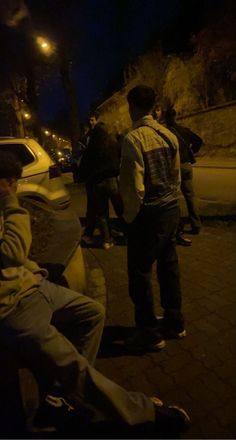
[0,0,236,439]
[0,0,235,146]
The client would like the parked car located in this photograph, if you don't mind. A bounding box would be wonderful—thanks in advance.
[0,137,71,209]
[55,147,73,173]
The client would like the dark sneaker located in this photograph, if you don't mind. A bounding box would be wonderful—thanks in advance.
[124,328,166,353]
[156,316,186,339]
[153,402,191,434]
[176,233,192,246]
[32,394,80,434]
[82,235,94,246]
[111,228,124,238]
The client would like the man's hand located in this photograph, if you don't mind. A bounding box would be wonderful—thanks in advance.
[0,178,17,196]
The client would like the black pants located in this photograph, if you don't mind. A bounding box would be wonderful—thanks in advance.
[94,177,123,243]
[84,182,97,236]
[179,163,201,231]
[127,204,183,328]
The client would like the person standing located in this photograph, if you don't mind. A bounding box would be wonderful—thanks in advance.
[152,102,165,124]
[80,117,122,249]
[165,108,202,238]
[119,85,186,352]
[79,112,100,244]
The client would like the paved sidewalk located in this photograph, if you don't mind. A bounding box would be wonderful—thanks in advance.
[65,179,236,439]
[82,220,236,439]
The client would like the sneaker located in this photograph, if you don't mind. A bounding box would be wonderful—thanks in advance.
[32,394,77,433]
[176,233,192,246]
[82,235,94,246]
[124,328,166,353]
[150,396,163,407]
[153,402,191,434]
[156,316,186,339]
[102,241,114,250]
[111,228,124,238]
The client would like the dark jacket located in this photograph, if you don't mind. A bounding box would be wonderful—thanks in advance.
[79,123,121,184]
[167,123,203,164]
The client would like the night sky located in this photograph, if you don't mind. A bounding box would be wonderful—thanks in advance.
[26,0,221,127]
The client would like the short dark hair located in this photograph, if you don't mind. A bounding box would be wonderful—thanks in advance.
[127,85,156,112]
[88,109,99,120]
[0,151,22,180]
[164,108,176,125]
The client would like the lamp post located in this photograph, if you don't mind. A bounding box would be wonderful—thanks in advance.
[35,33,81,157]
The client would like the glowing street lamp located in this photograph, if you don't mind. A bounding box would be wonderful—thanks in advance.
[23,112,31,120]
[36,36,55,57]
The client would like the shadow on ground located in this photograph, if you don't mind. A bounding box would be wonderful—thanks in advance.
[97,325,153,358]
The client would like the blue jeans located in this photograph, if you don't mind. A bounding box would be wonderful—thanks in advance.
[127,205,184,328]
[0,279,155,424]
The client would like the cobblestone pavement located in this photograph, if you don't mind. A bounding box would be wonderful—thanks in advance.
[68,181,236,439]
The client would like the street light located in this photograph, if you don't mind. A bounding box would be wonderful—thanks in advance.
[36,36,55,57]
[23,112,31,120]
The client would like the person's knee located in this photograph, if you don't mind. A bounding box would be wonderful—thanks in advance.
[90,300,106,324]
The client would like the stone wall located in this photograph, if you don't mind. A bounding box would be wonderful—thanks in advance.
[179,101,236,157]
[99,93,236,157]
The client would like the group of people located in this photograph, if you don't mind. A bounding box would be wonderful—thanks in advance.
[0,84,204,436]
[79,96,202,251]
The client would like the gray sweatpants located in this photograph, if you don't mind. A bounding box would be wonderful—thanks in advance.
[0,279,155,425]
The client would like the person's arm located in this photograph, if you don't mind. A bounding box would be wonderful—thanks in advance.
[182,126,203,153]
[119,135,145,223]
[0,180,32,267]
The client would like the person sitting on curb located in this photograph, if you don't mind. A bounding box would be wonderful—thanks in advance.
[0,151,190,436]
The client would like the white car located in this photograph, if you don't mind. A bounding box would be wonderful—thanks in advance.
[0,137,71,209]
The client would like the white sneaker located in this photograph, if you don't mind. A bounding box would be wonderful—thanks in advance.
[102,241,114,250]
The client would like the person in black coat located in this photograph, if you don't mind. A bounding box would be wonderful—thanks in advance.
[79,119,122,249]
[165,108,203,243]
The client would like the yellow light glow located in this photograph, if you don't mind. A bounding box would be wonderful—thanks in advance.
[44,130,50,136]
[23,112,31,120]
[36,36,55,56]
